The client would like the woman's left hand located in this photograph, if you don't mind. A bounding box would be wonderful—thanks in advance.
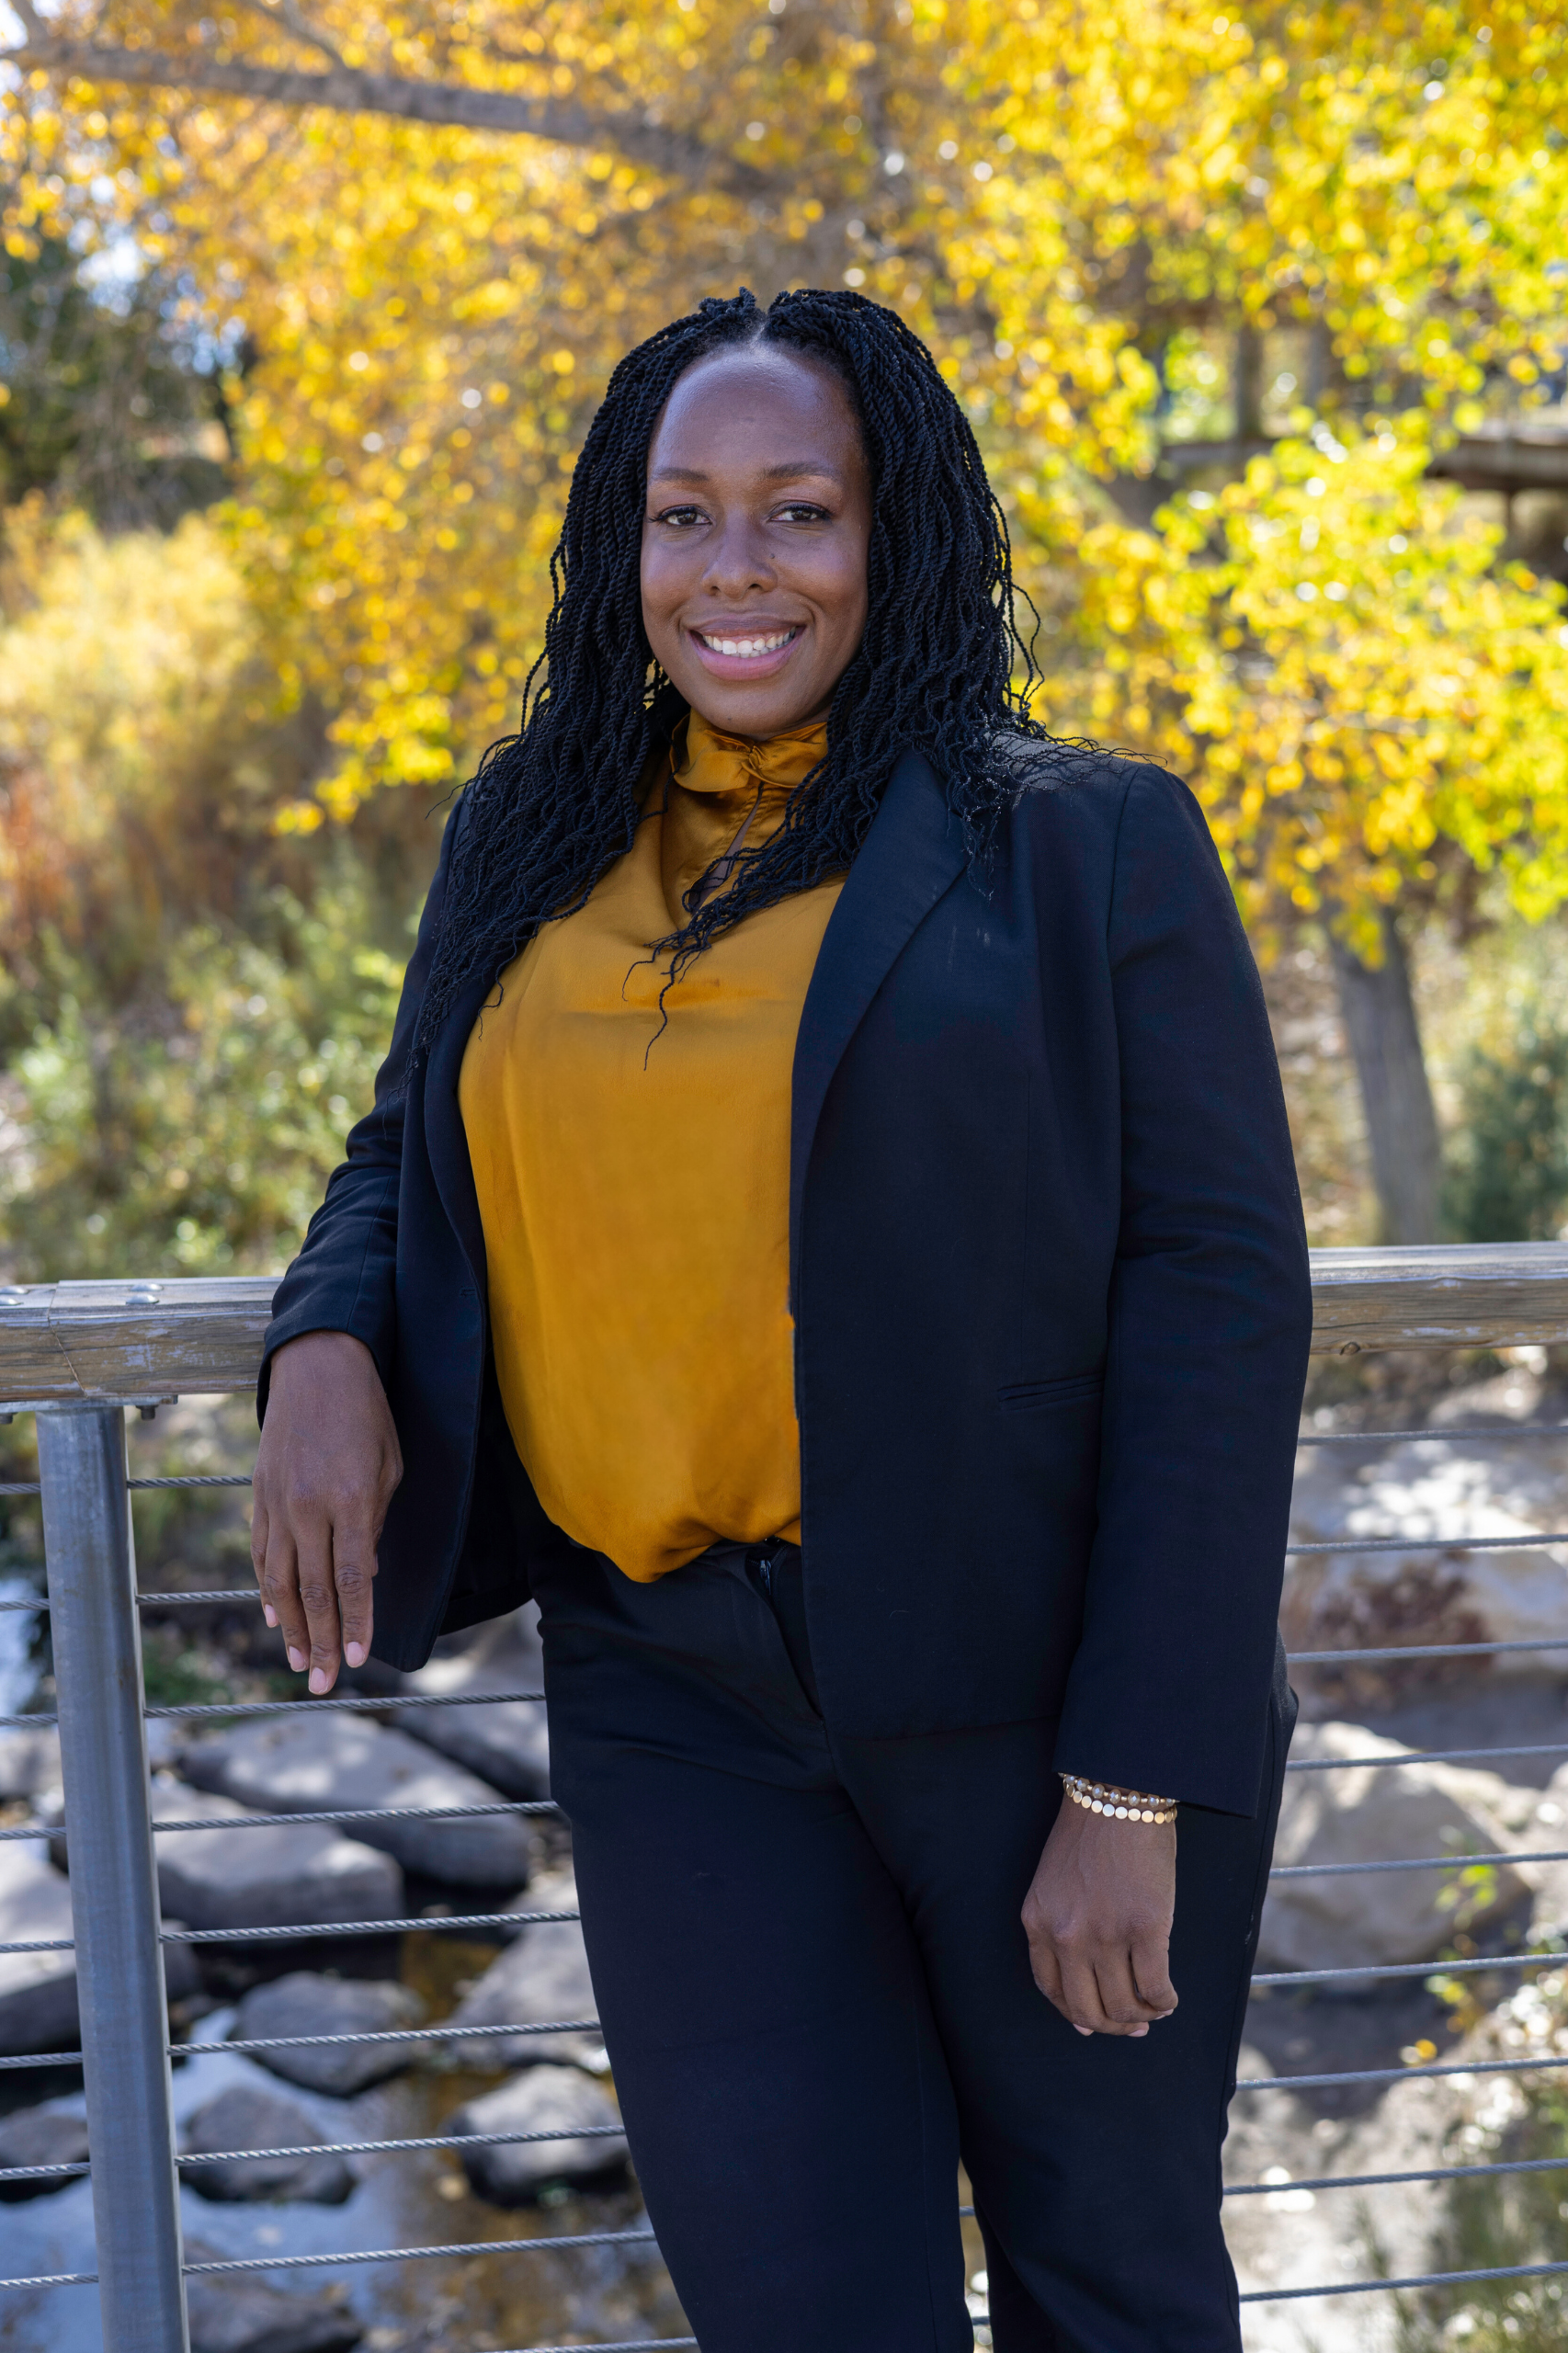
[1021,1802,1177,2037]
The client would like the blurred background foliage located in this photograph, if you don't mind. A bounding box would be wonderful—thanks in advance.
[1444,1018,1568,1245]
[0,0,1566,1276]
[0,495,434,1278]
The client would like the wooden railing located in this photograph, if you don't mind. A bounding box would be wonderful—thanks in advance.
[6,1244,1568,1406]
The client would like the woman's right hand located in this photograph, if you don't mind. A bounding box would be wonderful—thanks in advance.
[251,1331,403,1694]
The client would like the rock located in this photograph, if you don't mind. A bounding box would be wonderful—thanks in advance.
[0,1831,198,2048]
[445,2063,628,2204]
[1223,2039,1469,2341]
[0,1839,77,2054]
[181,1712,530,1888]
[393,1606,551,1801]
[0,1723,61,1802]
[145,1716,187,1774]
[494,1858,577,1942]
[1258,1720,1530,1973]
[1285,1424,1568,1696]
[447,1873,604,2070]
[160,1923,202,2002]
[152,1779,405,1936]
[181,2083,356,2203]
[32,1785,67,1870]
[185,2242,362,2353]
[0,2104,90,2200]
[230,1971,429,2095]
[1505,1760,1568,1938]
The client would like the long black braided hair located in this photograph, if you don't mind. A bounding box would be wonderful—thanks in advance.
[415,286,1057,1053]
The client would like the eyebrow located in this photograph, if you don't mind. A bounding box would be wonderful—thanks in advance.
[649,459,846,485]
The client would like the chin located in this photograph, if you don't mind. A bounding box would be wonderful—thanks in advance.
[684,686,819,735]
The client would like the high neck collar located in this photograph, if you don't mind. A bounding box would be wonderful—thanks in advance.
[673,710,827,802]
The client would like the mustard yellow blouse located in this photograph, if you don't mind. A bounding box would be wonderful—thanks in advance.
[458,713,844,1582]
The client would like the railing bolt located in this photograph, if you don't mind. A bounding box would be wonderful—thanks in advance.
[36,1404,190,2353]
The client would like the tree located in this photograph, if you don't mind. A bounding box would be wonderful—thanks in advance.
[0,228,233,521]
[1018,426,1568,1240]
[5,0,1567,1237]
[0,508,420,1278]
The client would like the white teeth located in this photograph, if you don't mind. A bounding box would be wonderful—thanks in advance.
[699,630,794,659]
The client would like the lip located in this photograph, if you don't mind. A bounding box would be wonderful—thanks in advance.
[685,618,806,682]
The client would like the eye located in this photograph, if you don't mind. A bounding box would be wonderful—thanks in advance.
[653,504,709,528]
[775,501,832,524]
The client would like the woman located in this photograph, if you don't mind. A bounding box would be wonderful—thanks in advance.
[254,288,1311,2352]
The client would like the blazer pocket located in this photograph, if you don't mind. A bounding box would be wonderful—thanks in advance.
[997,1372,1104,1414]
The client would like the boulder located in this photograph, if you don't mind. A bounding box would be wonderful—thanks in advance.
[446,1872,603,2070]
[393,1606,551,1801]
[1223,2039,1471,2336]
[1258,1720,1531,1973]
[0,1723,60,1802]
[444,2063,628,2204]
[160,1923,203,2003]
[181,2082,356,2203]
[1504,1759,1568,1938]
[181,1712,530,1888]
[1285,1422,1568,1689]
[152,1779,404,1936]
[185,2243,362,2353]
[230,1971,429,2096]
[145,1716,188,1774]
[0,2104,90,2200]
[0,1839,77,2054]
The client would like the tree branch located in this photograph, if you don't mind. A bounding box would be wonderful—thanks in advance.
[6,37,768,194]
[230,0,347,72]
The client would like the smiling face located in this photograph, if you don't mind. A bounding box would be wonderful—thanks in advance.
[640,343,872,739]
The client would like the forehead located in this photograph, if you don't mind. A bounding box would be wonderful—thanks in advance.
[648,347,861,475]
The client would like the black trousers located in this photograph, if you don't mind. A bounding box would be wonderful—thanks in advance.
[531,1540,1293,2353]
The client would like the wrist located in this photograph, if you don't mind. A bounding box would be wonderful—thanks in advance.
[1060,1774,1178,1827]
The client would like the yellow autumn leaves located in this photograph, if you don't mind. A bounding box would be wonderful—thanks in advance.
[1,0,1565,943]
[1026,427,1568,953]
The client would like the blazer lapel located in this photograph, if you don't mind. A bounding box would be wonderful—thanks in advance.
[425,964,503,1288]
[790,749,965,1302]
[425,745,965,1307]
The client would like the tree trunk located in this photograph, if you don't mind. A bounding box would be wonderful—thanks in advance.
[1327,909,1442,1245]
[1233,323,1265,440]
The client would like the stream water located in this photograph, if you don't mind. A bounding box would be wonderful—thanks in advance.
[2,1919,690,2353]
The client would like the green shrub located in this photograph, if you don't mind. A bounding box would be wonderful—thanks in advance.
[0,871,406,1279]
[1444,1020,1568,1244]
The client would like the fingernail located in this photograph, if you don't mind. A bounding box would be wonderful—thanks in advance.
[287,1646,306,1673]
[344,1641,367,1668]
[1131,2025,1149,2038]
[1074,2025,1093,2037]
[263,1605,278,1629]
[309,1666,330,1695]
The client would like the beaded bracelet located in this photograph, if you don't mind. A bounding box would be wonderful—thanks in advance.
[1061,1774,1178,1826]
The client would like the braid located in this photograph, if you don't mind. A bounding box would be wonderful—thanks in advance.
[415,287,1062,1053]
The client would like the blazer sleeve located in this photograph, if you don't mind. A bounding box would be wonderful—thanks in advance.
[1051,766,1312,1816]
[256,800,460,1421]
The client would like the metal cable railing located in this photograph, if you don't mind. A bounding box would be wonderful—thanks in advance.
[13,2130,1568,2200]
[9,1263,1568,2343]
[1299,1425,1568,1443]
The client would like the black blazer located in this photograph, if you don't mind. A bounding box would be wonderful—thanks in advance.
[261,738,1312,1816]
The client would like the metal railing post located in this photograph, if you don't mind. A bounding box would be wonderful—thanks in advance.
[36,1404,190,2353]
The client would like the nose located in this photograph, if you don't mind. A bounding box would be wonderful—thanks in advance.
[699,510,777,599]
